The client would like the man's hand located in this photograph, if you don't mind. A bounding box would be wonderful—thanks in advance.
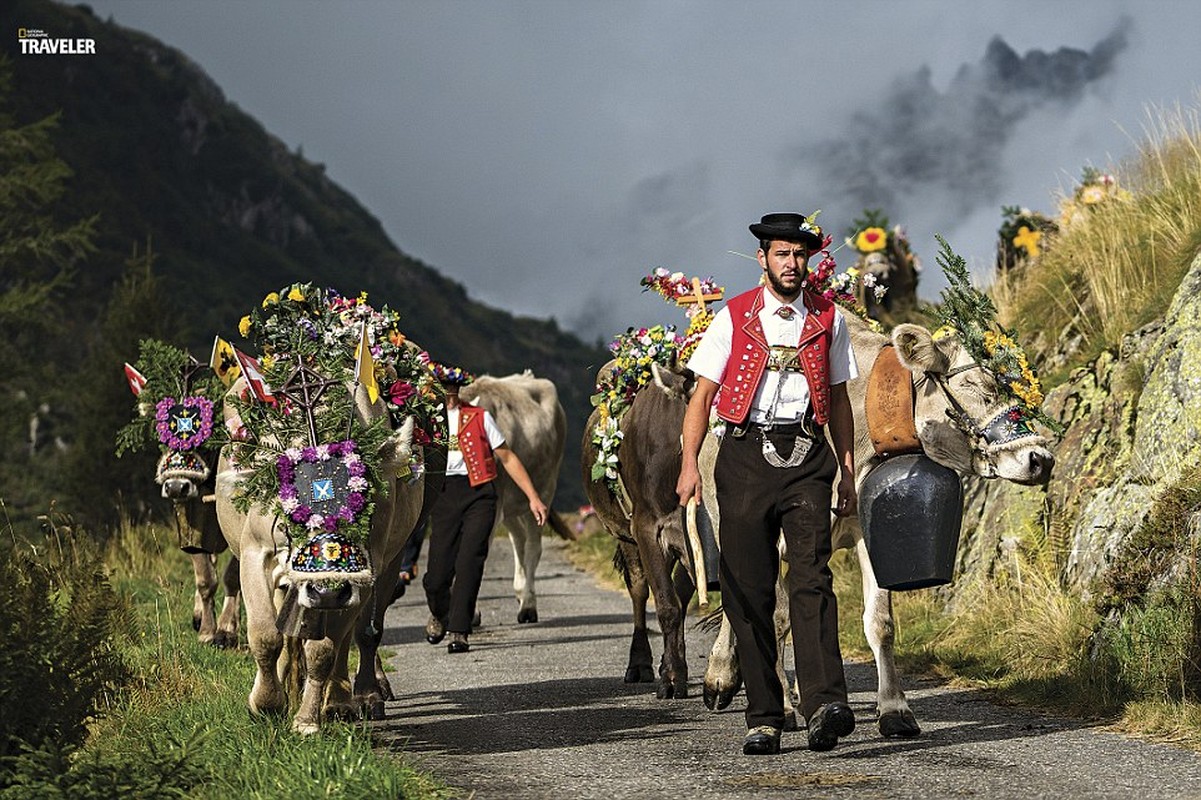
[676,463,701,508]
[529,497,549,527]
[834,473,858,517]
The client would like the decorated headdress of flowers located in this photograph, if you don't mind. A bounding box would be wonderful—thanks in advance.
[429,362,474,387]
[932,236,1061,433]
[847,209,892,254]
[115,338,227,460]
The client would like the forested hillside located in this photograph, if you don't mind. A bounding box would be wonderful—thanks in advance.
[1,0,608,527]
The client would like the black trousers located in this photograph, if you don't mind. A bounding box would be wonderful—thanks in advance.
[423,475,497,634]
[715,424,846,730]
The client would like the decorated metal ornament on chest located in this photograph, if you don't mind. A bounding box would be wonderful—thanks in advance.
[274,358,376,586]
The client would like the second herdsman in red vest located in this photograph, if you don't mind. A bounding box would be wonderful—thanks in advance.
[423,363,548,654]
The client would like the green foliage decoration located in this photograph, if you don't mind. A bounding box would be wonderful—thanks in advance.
[225,283,441,548]
[933,235,1062,433]
[114,338,228,458]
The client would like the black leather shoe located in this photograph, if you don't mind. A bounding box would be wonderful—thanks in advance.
[742,726,781,755]
[447,632,469,654]
[807,702,856,752]
[425,615,446,645]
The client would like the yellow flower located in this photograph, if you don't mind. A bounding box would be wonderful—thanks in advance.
[1013,225,1041,258]
[855,227,888,253]
[287,286,306,302]
[238,315,251,337]
[261,292,280,308]
[357,291,369,306]
[1081,185,1106,205]
[261,354,275,369]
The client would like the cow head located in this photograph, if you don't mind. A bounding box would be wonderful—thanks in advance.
[894,323,1054,485]
[650,360,696,402]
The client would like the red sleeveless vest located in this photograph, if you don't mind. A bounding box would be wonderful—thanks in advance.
[714,287,836,425]
[457,404,499,487]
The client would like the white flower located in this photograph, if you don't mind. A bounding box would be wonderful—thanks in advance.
[669,271,685,282]
[281,497,300,514]
[348,476,369,492]
[306,514,325,530]
[284,447,303,462]
[343,453,362,467]
[316,444,332,461]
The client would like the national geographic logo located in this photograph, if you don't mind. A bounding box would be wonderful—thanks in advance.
[18,26,96,55]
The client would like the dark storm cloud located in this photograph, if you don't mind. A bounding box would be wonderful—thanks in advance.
[810,22,1130,224]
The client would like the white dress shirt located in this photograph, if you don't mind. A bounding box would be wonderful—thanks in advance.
[686,288,858,424]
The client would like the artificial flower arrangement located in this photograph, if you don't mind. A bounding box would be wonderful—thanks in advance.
[995,205,1058,271]
[931,236,1061,434]
[115,338,228,462]
[228,283,430,563]
[589,323,681,491]
[842,209,923,309]
[801,228,882,331]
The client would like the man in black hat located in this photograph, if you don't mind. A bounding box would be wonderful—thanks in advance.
[677,212,859,755]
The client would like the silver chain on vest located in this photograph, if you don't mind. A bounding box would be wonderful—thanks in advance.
[758,368,812,468]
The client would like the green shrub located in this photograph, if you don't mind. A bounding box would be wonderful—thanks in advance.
[0,514,133,767]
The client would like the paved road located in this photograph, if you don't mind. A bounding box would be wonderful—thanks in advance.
[378,536,1201,799]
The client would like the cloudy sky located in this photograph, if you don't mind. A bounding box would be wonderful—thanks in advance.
[83,1,1201,342]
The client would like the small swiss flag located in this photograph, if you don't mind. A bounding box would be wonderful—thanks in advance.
[123,362,147,396]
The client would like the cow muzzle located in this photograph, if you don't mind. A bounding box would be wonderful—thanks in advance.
[161,478,199,499]
[299,581,360,610]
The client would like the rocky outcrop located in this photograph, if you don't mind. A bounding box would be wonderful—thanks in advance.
[951,250,1201,603]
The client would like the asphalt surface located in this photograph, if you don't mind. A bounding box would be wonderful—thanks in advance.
[378,536,1201,799]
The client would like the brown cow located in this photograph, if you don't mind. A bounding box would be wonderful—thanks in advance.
[581,360,697,699]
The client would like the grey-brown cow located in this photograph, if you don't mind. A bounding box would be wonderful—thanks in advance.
[156,450,240,649]
[215,381,424,734]
[699,314,1055,736]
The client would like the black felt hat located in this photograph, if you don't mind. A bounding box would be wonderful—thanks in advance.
[749,213,824,250]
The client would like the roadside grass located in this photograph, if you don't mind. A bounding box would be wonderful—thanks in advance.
[82,520,452,800]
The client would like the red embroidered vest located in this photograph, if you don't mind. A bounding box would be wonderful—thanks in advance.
[457,404,499,487]
[714,287,836,425]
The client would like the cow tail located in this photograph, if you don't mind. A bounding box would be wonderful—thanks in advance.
[547,510,578,541]
[283,636,304,710]
[612,543,632,589]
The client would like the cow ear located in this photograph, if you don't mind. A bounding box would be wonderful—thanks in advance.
[893,324,950,374]
[377,416,415,474]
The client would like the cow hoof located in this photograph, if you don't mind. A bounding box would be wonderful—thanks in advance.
[879,709,921,738]
[367,701,386,721]
[192,616,202,632]
[783,709,798,732]
[292,719,320,736]
[624,665,655,684]
[378,678,394,702]
[656,680,687,700]
[517,608,538,624]
[211,632,237,649]
[703,678,742,711]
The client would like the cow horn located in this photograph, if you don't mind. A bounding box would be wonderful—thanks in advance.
[685,496,708,609]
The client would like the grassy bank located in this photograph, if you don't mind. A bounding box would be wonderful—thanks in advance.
[2,518,450,799]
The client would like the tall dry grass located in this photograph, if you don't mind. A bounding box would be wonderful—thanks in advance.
[998,97,1201,382]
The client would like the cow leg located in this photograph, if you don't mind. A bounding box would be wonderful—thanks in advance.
[323,621,359,723]
[242,547,287,717]
[703,613,741,710]
[353,585,392,720]
[856,536,920,737]
[773,571,798,732]
[213,555,241,649]
[295,614,357,734]
[616,539,655,683]
[508,516,542,623]
[190,552,219,644]
[634,514,687,699]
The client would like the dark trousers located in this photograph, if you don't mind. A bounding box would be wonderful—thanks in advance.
[715,425,846,730]
[423,475,497,634]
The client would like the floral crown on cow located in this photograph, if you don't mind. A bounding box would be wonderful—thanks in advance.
[429,362,474,387]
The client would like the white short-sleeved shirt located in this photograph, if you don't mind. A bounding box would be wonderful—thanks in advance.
[686,288,858,424]
[445,406,506,476]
